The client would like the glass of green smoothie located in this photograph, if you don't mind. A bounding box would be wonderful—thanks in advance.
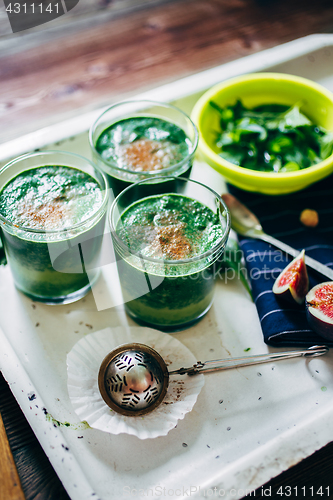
[89,100,198,197]
[110,176,230,331]
[0,151,108,304]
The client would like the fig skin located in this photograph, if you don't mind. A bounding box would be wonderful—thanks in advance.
[272,249,309,305]
[305,281,333,341]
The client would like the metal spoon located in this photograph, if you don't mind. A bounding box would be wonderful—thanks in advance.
[221,193,333,280]
[98,343,328,416]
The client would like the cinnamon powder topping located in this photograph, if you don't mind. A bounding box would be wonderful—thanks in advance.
[15,199,71,229]
[120,139,172,172]
[152,224,193,260]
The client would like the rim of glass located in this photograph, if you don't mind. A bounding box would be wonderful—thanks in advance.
[89,100,199,177]
[0,150,109,234]
[109,175,230,265]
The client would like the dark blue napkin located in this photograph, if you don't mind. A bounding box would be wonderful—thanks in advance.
[228,174,333,347]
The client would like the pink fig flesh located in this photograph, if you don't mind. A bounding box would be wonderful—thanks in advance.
[306,281,333,341]
[272,249,309,304]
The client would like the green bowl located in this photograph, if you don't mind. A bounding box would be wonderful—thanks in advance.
[191,72,333,195]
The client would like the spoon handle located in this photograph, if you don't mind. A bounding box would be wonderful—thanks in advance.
[221,193,333,280]
[258,232,333,280]
[169,345,329,376]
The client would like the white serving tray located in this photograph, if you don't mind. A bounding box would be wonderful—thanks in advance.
[1,34,333,500]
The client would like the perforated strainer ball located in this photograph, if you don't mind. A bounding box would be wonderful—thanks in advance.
[98,343,169,416]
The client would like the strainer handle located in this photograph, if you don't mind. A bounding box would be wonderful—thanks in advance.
[169,345,329,376]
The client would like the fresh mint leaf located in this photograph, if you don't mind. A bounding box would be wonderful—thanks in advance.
[319,131,333,159]
[210,100,332,172]
[220,238,252,299]
[0,238,6,266]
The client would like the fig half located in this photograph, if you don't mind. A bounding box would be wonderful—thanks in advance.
[306,281,333,341]
[272,249,309,304]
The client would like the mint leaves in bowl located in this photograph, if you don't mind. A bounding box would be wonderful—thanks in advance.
[192,73,333,195]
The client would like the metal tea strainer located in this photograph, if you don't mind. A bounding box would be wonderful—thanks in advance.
[98,343,329,417]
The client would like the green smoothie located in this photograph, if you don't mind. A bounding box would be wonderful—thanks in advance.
[114,193,225,330]
[94,116,194,196]
[0,166,103,229]
[0,164,106,303]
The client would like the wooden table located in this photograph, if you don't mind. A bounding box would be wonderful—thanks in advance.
[1,0,333,498]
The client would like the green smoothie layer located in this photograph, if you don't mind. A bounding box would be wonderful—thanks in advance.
[0,166,103,232]
[0,165,105,302]
[114,193,225,330]
[96,117,191,172]
[117,194,223,265]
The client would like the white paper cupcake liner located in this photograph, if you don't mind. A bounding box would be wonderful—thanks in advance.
[66,326,204,439]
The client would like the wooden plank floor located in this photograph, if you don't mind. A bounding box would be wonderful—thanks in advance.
[2,1,333,499]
